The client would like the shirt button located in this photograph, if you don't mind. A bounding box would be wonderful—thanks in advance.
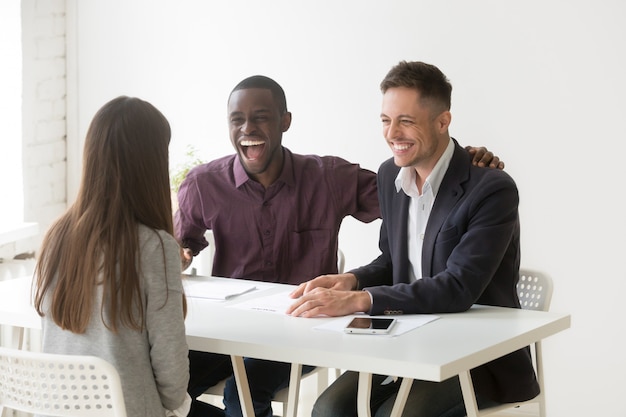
[264,230,271,236]
[419,233,425,240]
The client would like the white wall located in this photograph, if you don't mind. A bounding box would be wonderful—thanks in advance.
[21,0,68,241]
[67,1,626,415]
[0,0,66,260]
[0,1,24,228]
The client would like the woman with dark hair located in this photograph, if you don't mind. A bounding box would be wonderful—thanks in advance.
[34,96,190,417]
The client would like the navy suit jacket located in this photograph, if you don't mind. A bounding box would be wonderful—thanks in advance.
[351,139,540,403]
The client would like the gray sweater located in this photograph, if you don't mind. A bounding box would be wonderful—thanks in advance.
[41,225,189,417]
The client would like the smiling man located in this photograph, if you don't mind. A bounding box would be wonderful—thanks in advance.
[175,75,381,417]
[287,61,539,417]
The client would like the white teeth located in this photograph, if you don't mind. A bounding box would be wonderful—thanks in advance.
[241,140,264,147]
[393,143,412,150]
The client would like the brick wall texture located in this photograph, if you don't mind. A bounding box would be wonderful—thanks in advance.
[20,0,68,256]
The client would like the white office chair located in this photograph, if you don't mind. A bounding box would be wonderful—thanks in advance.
[198,232,344,416]
[0,346,127,417]
[336,248,345,277]
[471,268,554,417]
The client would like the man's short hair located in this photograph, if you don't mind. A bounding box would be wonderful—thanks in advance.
[230,75,288,114]
[380,61,452,113]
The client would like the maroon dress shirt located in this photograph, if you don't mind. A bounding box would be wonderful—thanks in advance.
[175,147,380,284]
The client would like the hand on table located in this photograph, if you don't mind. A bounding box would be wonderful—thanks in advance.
[287,273,370,318]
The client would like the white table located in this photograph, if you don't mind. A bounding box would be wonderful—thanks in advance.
[0,276,571,417]
[0,275,39,350]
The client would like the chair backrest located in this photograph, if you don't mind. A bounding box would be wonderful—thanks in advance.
[479,269,554,416]
[517,269,553,312]
[189,230,216,276]
[0,347,127,417]
[337,248,346,274]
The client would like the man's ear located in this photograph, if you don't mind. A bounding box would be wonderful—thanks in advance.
[281,111,292,132]
[437,111,451,133]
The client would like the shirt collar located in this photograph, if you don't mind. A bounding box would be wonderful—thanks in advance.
[394,138,454,197]
[233,147,295,188]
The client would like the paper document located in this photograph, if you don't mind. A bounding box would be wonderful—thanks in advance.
[183,276,257,300]
[314,314,439,337]
[229,291,294,314]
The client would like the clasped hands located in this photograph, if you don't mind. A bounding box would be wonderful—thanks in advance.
[286,273,371,318]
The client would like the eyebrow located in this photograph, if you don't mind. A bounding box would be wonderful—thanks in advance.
[379,113,416,120]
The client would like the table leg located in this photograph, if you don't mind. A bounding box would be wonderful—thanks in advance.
[389,377,413,417]
[284,363,302,417]
[458,370,480,417]
[357,372,373,417]
[230,355,255,417]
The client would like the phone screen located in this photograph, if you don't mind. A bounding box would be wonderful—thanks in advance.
[344,317,396,334]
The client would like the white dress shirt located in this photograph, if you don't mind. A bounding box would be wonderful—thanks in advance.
[394,139,454,282]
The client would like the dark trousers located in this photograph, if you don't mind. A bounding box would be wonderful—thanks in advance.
[188,350,232,417]
[311,371,500,417]
[188,350,315,417]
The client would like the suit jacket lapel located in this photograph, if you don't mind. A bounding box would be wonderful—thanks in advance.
[421,140,468,277]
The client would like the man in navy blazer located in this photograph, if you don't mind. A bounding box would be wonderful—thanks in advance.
[288,61,539,417]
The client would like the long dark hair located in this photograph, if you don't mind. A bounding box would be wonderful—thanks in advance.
[34,96,178,333]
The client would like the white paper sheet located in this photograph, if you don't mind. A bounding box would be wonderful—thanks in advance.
[313,314,439,337]
[229,291,294,313]
[228,290,440,337]
[183,276,257,300]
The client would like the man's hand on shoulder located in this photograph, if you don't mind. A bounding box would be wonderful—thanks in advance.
[465,145,505,169]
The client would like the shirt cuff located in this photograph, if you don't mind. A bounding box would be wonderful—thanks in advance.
[364,289,374,314]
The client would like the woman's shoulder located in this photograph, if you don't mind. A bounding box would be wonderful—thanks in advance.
[136,225,182,284]
[137,224,179,254]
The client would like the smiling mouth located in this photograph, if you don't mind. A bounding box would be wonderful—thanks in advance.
[241,139,265,160]
[390,142,413,151]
